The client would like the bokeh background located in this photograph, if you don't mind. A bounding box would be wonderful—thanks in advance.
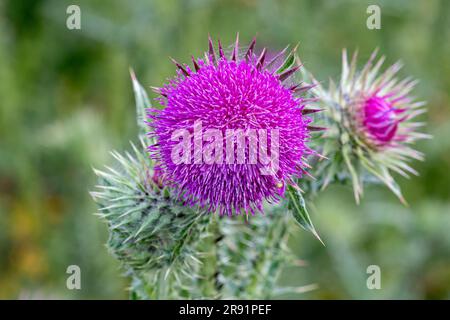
[0,0,449,299]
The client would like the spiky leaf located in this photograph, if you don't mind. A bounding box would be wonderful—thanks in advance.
[286,185,323,244]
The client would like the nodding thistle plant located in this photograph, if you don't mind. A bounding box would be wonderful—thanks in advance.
[91,36,427,299]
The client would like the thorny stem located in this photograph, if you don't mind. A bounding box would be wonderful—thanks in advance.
[196,215,221,298]
[213,219,224,297]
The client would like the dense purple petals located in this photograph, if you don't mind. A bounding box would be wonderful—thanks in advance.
[148,38,313,215]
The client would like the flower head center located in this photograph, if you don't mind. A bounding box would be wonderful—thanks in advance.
[363,95,399,145]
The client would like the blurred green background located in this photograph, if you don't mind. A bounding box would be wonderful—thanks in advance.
[0,0,449,299]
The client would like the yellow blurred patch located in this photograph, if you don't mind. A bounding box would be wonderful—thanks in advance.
[10,202,41,241]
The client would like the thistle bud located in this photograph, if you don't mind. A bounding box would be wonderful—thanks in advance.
[91,140,210,298]
[310,50,429,203]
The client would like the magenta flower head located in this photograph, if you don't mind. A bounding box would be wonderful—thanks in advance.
[311,49,429,203]
[353,55,426,150]
[147,35,319,216]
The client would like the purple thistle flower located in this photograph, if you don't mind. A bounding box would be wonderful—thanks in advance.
[354,61,425,150]
[311,49,429,203]
[147,35,318,216]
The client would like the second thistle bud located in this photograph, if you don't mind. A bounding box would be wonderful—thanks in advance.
[310,49,429,203]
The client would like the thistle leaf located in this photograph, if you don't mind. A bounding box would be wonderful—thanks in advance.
[286,185,324,244]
